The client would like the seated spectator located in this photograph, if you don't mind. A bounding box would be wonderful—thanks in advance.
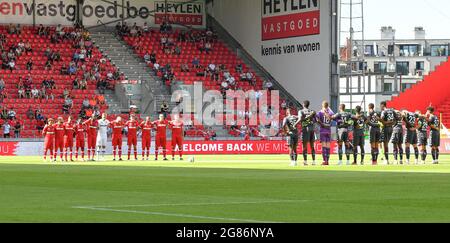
[18,86,25,99]
[8,60,16,71]
[204,42,212,54]
[60,64,68,75]
[26,58,33,71]
[68,63,77,75]
[72,78,80,89]
[153,62,160,73]
[97,95,106,105]
[82,97,90,109]
[31,86,40,100]
[8,108,16,120]
[36,117,45,133]
[144,52,151,64]
[174,46,182,56]
[192,57,200,68]
[2,122,11,138]
[79,79,88,90]
[26,107,34,119]
[181,63,190,72]
[24,41,32,53]
[0,78,4,91]
[44,60,52,70]
[13,120,21,138]
[263,80,274,91]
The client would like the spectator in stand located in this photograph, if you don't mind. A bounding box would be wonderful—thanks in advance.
[24,41,32,53]
[36,116,45,134]
[63,96,73,114]
[204,42,212,54]
[153,62,160,74]
[26,58,33,71]
[150,52,157,64]
[192,57,200,68]
[3,121,11,138]
[264,80,274,91]
[68,62,77,75]
[0,107,7,120]
[18,85,25,99]
[181,63,190,72]
[80,79,88,90]
[0,78,4,91]
[143,22,149,33]
[8,59,16,71]
[31,86,40,100]
[44,60,52,70]
[26,107,34,119]
[97,94,106,106]
[144,52,152,64]
[13,120,21,138]
[174,45,182,56]
[8,108,16,120]
[61,64,68,75]
[161,101,170,118]
[72,78,80,89]
[82,97,90,109]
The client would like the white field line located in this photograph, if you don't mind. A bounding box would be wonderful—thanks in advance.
[73,206,282,223]
[73,199,309,209]
[72,199,310,223]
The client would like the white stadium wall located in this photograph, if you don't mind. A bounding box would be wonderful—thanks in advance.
[209,0,337,109]
[0,0,206,28]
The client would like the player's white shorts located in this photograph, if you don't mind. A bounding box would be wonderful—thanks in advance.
[96,135,108,147]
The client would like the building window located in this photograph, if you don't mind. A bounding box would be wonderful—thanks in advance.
[402,83,413,92]
[384,83,393,92]
[374,62,387,74]
[396,61,410,75]
[399,45,420,56]
[416,61,424,71]
[388,45,394,55]
[364,45,377,57]
[431,45,449,56]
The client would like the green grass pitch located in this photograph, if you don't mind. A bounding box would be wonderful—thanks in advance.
[1,155,450,223]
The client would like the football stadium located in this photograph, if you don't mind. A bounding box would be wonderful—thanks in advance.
[1,0,450,228]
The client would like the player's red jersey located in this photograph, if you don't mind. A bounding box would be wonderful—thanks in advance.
[64,122,75,147]
[43,125,56,138]
[170,120,184,138]
[54,123,65,150]
[111,121,124,147]
[140,121,153,150]
[154,120,168,137]
[126,120,139,137]
[84,119,98,135]
[111,121,124,136]
[125,120,139,146]
[43,124,56,151]
[83,119,98,149]
[75,124,86,148]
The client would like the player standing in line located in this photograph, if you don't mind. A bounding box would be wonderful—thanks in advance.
[391,110,405,165]
[96,113,110,161]
[169,114,184,161]
[380,101,396,165]
[403,110,420,165]
[111,116,124,161]
[427,107,441,164]
[367,103,381,165]
[54,117,66,162]
[125,115,139,161]
[332,104,353,165]
[42,118,56,162]
[63,116,75,162]
[351,106,367,165]
[140,116,153,160]
[282,108,300,166]
[83,114,98,161]
[316,101,334,166]
[153,114,169,161]
[417,111,429,164]
[299,100,317,166]
[75,119,86,161]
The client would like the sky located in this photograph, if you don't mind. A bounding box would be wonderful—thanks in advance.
[361,0,450,40]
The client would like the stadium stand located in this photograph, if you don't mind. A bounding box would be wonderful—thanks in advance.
[388,60,450,125]
[0,25,119,138]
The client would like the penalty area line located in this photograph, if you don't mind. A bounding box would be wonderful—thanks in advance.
[72,206,284,223]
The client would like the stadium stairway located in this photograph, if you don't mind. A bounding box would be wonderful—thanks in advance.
[388,59,450,126]
[90,31,170,115]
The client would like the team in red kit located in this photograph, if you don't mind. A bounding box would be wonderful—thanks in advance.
[41,113,184,162]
